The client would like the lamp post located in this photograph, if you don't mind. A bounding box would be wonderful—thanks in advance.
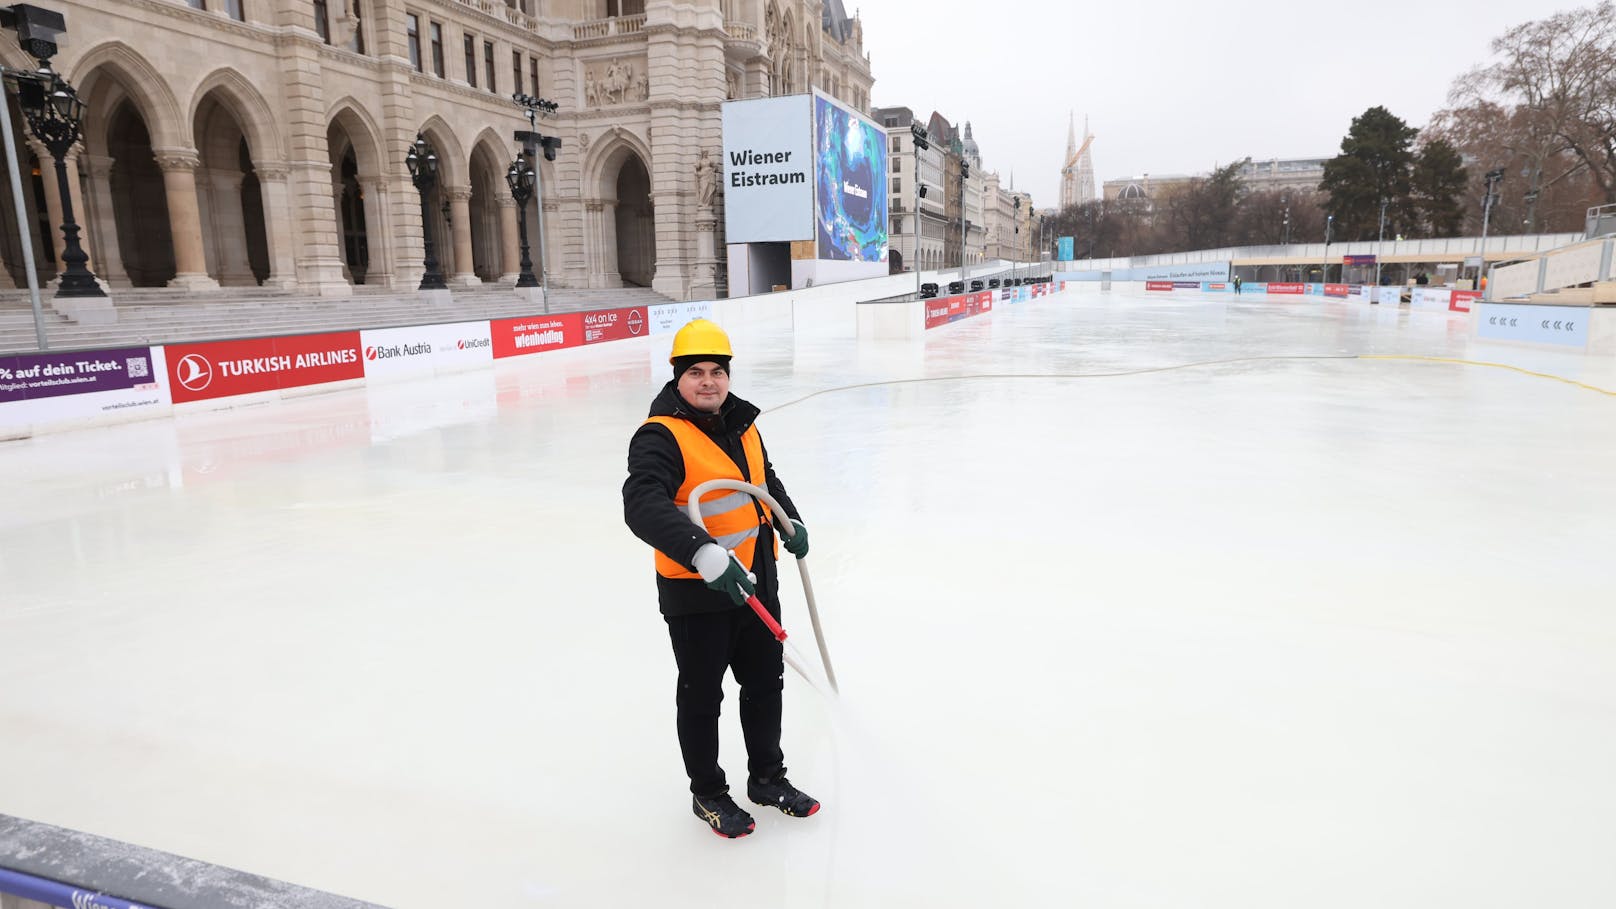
[1374,197,1388,287]
[1477,167,1505,290]
[506,156,539,287]
[910,122,928,298]
[1012,195,1021,285]
[14,67,103,297]
[404,132,446,290]
[958,157,969,291]
[512,93,559,295]
[1323,213,1333,284]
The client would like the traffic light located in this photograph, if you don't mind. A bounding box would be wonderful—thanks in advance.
[540,135,562,161]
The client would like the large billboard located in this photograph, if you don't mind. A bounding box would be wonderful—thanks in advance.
[721,95,814,244]
[813,92,888,263]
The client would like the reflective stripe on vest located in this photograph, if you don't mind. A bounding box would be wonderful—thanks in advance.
[646,415,775,579]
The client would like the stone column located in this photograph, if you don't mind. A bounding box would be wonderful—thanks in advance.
[80,153,131,287]
[27,140,65,276]
[359,175,394,286]
[331,173,351,283]
[446,187,479,286]
[252,162,299,289]
[204,168,255,286]
[154,149,220,290]
[498,196,520,284]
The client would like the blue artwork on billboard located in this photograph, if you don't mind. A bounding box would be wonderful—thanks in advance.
[814,95,888,262]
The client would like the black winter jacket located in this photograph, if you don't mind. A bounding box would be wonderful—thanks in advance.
[623,381,803,617]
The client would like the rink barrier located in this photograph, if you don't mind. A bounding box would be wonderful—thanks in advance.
[1,276,1063,439]
[0,813,385,909]
[855,281,1060,339]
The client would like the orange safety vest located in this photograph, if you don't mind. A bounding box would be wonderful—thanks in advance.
[645,415,776,579]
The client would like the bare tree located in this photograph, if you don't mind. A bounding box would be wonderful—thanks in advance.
[1477,2,1616,203]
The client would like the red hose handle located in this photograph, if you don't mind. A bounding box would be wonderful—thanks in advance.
[745,593,788,642]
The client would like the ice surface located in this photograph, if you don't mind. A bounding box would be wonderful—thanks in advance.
[3,288,1615,908]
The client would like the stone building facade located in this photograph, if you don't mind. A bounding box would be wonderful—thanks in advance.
[0,0,873,300]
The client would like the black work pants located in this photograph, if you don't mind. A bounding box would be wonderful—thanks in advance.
[665,602,786,797]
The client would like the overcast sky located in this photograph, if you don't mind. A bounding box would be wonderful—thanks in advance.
[859,0,1567,207]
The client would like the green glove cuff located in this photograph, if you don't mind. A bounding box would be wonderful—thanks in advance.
[783,519,809,559]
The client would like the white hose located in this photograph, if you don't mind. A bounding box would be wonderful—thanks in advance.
[685,479,839,695]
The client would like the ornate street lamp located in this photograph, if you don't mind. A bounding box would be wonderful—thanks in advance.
[505,155,539,288]
[404,132,447,290]
[15,68,103,297]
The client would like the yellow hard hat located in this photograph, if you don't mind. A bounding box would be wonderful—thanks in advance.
[668,318,733,363]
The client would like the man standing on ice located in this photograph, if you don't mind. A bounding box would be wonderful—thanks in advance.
[622,318,819,838]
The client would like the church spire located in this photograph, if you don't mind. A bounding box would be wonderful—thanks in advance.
[1067,111,1076,160]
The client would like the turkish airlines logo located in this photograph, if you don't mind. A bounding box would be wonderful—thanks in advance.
[176,353,213,391]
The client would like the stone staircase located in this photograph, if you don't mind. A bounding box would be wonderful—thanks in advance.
[0,283,677,353]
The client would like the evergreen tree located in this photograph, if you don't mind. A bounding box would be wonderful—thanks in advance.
[1410,139,1469,237]
[1320,106,1418,240]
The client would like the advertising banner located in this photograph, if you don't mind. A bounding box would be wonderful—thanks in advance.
[1202,282,1228,292]
[721,94,814,243]
[923,291,993,329]
[1343,254,1377,266]
[491,313,584,359]
[1476,303,1590,346]
[0,345,168,431]
[1449,290,1480,313]
[166,331,362,404]
[359,321,492,380]
[1171,281,1199,290]
[1057,237,1074,261]
[1,346,160,404]
[1146,281,1174,292]
[648,301,715,335]
[1267,282,1306,295]
[582,306,650,344]
[813,91,888,263]
[1410,287,1454,311]
[1324,283,1351,298]
[1129,262,1231,282]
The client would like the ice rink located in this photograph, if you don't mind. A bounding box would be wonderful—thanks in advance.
[3,286,1615,908]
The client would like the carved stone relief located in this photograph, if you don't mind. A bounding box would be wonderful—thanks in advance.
[583,57,649,107]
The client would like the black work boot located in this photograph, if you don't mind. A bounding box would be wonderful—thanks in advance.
[692,792,755,838]
[747,774,820,817]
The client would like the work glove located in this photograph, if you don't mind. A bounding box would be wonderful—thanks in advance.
[782,519,809,559]
[693,542,756,606]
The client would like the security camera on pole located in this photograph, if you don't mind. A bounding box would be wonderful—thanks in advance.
[512,93,560,312]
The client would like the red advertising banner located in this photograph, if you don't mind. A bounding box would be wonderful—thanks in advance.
[1146,281,1174,292]
[582,307,649,344]
[491,313,584,359]
[1324,283,1351,298]
[1267,282,1306,295]
[166,331,363,403]
[1449,290,1481,313]
[924,294,964,329]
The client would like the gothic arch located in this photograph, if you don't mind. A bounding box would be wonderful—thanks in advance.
[583,126,653,200]
[70,41,185,152]
[187,68,284,166]
[325,98,386,177]
[415,115,467,188]
[467,130,510,282]
[467,127,512,181]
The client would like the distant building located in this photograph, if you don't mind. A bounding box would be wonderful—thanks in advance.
[1059,114,1096,208]
[1102,156,1327,211]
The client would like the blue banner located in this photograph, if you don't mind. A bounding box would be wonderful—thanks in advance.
[1057,237,1074,261]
